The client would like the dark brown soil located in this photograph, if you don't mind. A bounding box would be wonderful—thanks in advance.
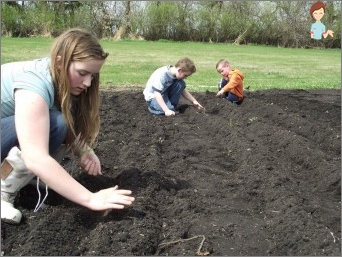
[1,89,341,256]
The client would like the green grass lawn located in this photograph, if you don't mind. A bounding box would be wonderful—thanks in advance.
[1,37,340,92]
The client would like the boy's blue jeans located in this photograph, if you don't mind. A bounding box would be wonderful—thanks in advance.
[224,92,240,104]
[218,79,242,105]
[147,80,185,115]
[1,109,67,161]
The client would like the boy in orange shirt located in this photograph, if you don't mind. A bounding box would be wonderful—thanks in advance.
[215,59,244,105]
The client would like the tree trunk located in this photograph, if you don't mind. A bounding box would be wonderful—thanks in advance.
[234,28,248,45]
[113,1,131,40]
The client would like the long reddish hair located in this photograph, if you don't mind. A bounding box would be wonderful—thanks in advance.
[50,28,109,153]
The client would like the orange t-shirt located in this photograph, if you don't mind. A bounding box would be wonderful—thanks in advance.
[222,68,244,99]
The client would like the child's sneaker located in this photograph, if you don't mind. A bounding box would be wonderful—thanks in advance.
[1,191,22,224]
[1,147,35,224]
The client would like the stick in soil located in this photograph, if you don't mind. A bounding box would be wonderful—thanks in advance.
[158,235,210,256]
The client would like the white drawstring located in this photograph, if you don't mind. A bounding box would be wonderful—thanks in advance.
[34,177,48,212]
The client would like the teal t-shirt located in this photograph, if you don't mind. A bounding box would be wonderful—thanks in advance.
[311,21,326,40]
[1,58,55,118]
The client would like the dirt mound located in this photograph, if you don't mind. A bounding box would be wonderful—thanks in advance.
[1,89,341,256]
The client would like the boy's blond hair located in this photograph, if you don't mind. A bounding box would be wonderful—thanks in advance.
[216,59,230,69]
[175,57,196,73]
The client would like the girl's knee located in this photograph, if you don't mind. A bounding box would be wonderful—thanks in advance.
[49,110,67,152]
[56,114,68,139]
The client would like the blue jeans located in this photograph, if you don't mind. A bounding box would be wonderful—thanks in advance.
[147,80,185,115]
[1,109,67,161]
[225,92,239,103]
[218,79,243,105]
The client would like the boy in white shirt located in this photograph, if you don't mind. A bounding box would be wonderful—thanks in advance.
[143,57,204,116]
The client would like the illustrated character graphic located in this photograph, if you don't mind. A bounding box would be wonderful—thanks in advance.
[310,0,334,40]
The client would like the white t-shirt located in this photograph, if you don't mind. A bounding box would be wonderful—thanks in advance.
[143,65,177,101]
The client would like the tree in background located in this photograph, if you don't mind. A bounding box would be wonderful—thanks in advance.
[1,1,340,48]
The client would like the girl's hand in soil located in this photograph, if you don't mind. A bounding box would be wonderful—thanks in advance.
[89,185,135,210]
[80,150,102,176]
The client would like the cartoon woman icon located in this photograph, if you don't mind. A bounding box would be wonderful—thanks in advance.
[310,0,334,40]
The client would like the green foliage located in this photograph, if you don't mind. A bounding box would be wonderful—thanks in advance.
[1,1,341,48]
[1,2,20,36]
[196,5,220,42]
[143,1,180,40]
